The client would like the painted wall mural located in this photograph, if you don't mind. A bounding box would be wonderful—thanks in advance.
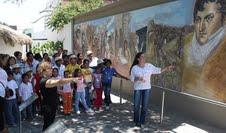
[73,0,226,103]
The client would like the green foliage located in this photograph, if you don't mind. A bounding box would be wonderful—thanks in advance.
[31,41,63,56]
[47,0,104,31]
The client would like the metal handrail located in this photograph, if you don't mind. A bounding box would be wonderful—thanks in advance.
[18,93,38,133]
[152,85,226,108]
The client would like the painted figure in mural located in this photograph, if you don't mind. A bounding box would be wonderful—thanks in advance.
[81,32,87,55]
[182,0,226,102]
[123,40,132,64]
[74,28,82,53]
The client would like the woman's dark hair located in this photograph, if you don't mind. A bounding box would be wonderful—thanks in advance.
[26,52,33,58]
[129,52,144,74]
[8,56,16,64]
[62,54,69,60]
[0,54,9,69]
[34,53,42,61]
[43,53,48,58]
[105,59,112,65]
[77,53,82,58]
[14,51,22,58]
[7,56,16,70]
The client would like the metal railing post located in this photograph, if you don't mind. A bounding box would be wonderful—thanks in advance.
[19,110,22,133]
[160,90,165,124]
[119,78,123,104]
[18,93,38,133]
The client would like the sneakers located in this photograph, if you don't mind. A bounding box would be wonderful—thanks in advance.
[76,111,81,115]
[105,106,110,110]
[86,109,94,113]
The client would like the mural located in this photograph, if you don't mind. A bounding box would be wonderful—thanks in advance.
[73,0,226,103]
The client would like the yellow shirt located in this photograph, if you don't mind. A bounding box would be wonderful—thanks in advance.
[65,64,80,76]
[82,68,92,83]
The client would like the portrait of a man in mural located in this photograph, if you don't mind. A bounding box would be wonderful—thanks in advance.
[182,0,226,102]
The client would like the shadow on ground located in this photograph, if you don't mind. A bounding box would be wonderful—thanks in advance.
[8,94,225,133]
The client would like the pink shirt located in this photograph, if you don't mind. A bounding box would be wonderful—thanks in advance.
[76,77,86,92]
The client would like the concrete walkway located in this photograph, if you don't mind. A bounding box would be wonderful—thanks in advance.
[9,94,225,133]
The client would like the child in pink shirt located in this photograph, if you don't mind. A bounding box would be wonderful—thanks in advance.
[73,69,93,115]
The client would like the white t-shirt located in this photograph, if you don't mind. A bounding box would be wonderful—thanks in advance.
[89,57,98,67]
[13,73,22,86]
[0,68,8,98]
[53,64,65,78]
[130,63,161,90]
[25,59,39,74]
[6,80,18,100]
[19,82,33,101]
[63,83,72,93]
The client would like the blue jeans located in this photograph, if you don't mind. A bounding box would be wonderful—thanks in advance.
[74,91,89,112]
[134,89,150,124]
[85,84,92,108]
[103,83,111,106]
[4,99,19,125]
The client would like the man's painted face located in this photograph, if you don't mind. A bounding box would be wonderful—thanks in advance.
[194,2,223,45]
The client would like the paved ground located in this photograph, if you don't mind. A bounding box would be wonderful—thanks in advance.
[8,94,225,133]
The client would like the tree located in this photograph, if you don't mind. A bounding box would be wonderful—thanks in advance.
[31,41,63,56]
[47,0,104,31]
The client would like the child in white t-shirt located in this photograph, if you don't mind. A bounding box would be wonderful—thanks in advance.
[5,71,19,126]
[62,71,73,115]
[19,73,33,120]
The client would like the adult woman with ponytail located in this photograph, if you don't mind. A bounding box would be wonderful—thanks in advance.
[129,52,174,127]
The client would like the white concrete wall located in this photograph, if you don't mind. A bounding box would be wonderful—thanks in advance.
[0,38,23,56]
[46,22,72,53]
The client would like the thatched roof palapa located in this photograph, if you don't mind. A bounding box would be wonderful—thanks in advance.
[0,24,32,46]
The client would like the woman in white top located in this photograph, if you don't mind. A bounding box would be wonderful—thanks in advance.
[0,54,8,132]
[130,52,173,127]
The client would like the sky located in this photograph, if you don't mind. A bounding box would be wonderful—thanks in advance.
[0,0,48,33]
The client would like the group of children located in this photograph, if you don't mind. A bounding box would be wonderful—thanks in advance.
[5,65,36,126]
[57,58,128,115]
[2,50,129,128]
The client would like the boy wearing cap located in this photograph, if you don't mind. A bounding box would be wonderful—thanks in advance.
[12,64,22,86]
